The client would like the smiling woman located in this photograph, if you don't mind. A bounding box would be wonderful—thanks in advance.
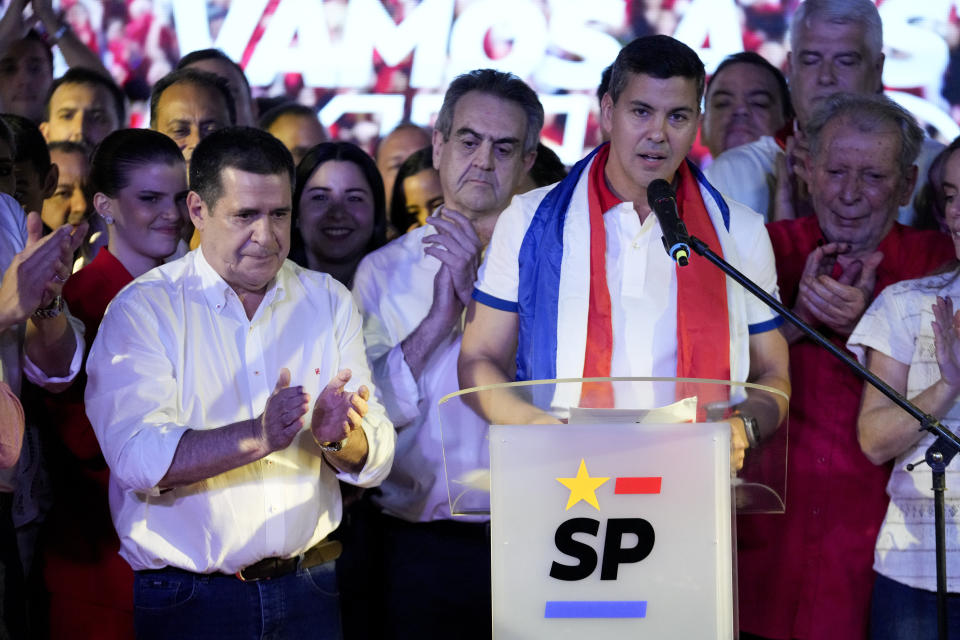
[40,128,188,640]
[291,142,388,286]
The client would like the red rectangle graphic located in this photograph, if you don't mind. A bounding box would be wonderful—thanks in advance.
[614,477,662,494]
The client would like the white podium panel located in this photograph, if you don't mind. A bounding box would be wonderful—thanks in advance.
[489,421,733,639]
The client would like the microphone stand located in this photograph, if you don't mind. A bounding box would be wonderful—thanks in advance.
[681,232,960,640]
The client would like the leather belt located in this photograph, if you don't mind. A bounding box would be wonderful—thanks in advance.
[235,538,343,582]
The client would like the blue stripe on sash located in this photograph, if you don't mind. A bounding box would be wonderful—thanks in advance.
[514,150,733,397]
[516,145,602,389]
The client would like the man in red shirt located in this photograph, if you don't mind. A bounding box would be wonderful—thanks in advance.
[737,94,956,640]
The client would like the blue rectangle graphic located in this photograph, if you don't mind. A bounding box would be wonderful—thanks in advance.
[544,601,647,619]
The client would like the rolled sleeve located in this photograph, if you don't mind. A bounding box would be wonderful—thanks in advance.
[85,295,188,495]
[474,192,533,307]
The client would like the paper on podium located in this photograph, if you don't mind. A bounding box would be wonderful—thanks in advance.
[438,377,788,516]
[567,396,698,424]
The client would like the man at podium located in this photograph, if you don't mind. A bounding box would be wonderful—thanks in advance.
[458,35,790,471]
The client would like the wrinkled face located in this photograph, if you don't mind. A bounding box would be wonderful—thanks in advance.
[376,126,431,207]
[41,82,120,147]
[184,58,256,127]
[940,150,960,258]
[788,18,883,126]
[809,118,912,253]
[99,162,188,262]
[298,160,375,264]
[702,62,787,158]
[601,73,700,204]
[432,91,533,219]
[0,138,14,199]
[268,113,327,166]
[153,82,231,169]
[401,168,443,229]
[0,38,53,122]
[191,168,292,296]
[42,149,89,229]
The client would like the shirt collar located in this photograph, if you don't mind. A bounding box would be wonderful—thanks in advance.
[194,246,286,316]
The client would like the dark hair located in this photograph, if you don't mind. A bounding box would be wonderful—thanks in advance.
[0,118,13,156]
[149,68,236,128]
[45,67,127,125]
[20,30,53,70]
[47,140,90,158]
[1,113,51,175]
[177,48,252,94]
[291,141,388,263]
[258,102,318,131]
[597,63,613,106]
[528,143,567,188]
[389,145,435,232]
[434,69,544,155]
[707,52,793,121]
[90,129,184,197]
[608,35,706,105]
[189,126,294,207]
[915,137,960,232]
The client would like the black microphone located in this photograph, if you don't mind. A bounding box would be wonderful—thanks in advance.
[647,178,690,267]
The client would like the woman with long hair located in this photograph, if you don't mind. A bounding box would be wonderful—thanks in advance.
[291,141,387,286]
[848,138,960,638]
[41,128,187,639]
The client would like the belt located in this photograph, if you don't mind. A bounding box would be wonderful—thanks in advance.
[236,538,343,582]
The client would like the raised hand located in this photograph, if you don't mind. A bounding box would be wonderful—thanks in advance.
[932,296,960,388]
[423,207,483,307]
[310,369,368,446]
[0,0,39,44]
[796,244,882,335]
[0,212,86,328]
[256,368,310,453]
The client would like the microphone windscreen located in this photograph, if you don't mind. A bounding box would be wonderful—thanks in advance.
[647,179,675,208]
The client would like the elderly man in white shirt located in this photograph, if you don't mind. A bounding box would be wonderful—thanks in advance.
[351,69,542,640]
[85,127,395,640]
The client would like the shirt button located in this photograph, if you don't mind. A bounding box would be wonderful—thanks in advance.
[812,508,820,515]
[818,456,826,464]
[254,371,260,375]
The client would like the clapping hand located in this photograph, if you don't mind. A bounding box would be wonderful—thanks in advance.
[310,369,368,447]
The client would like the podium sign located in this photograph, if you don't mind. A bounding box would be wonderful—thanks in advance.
[489,421,733,639]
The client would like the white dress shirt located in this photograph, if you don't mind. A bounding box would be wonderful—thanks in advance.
[85,248,395,573]
[476,160,781,410]
[352,225,489,522]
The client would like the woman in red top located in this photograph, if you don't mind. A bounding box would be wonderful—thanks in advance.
[41,128,187,640]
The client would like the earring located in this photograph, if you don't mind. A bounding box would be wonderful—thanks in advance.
[101,214,114,225]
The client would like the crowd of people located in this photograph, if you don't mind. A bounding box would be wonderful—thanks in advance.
[0,0,959,639]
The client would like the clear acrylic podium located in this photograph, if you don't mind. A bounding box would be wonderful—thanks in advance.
[437,377,789,640]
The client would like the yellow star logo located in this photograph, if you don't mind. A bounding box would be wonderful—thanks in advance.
[556,459,609,510]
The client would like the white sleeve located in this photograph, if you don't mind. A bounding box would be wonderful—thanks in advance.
[473,193,535,311]
[22,302,85,391]
[705,148,774,220]
[84,292,189,495]
[727,204,782,333]
[329,284,396,487]
[351,256,421,428]
[848,283,917,366]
